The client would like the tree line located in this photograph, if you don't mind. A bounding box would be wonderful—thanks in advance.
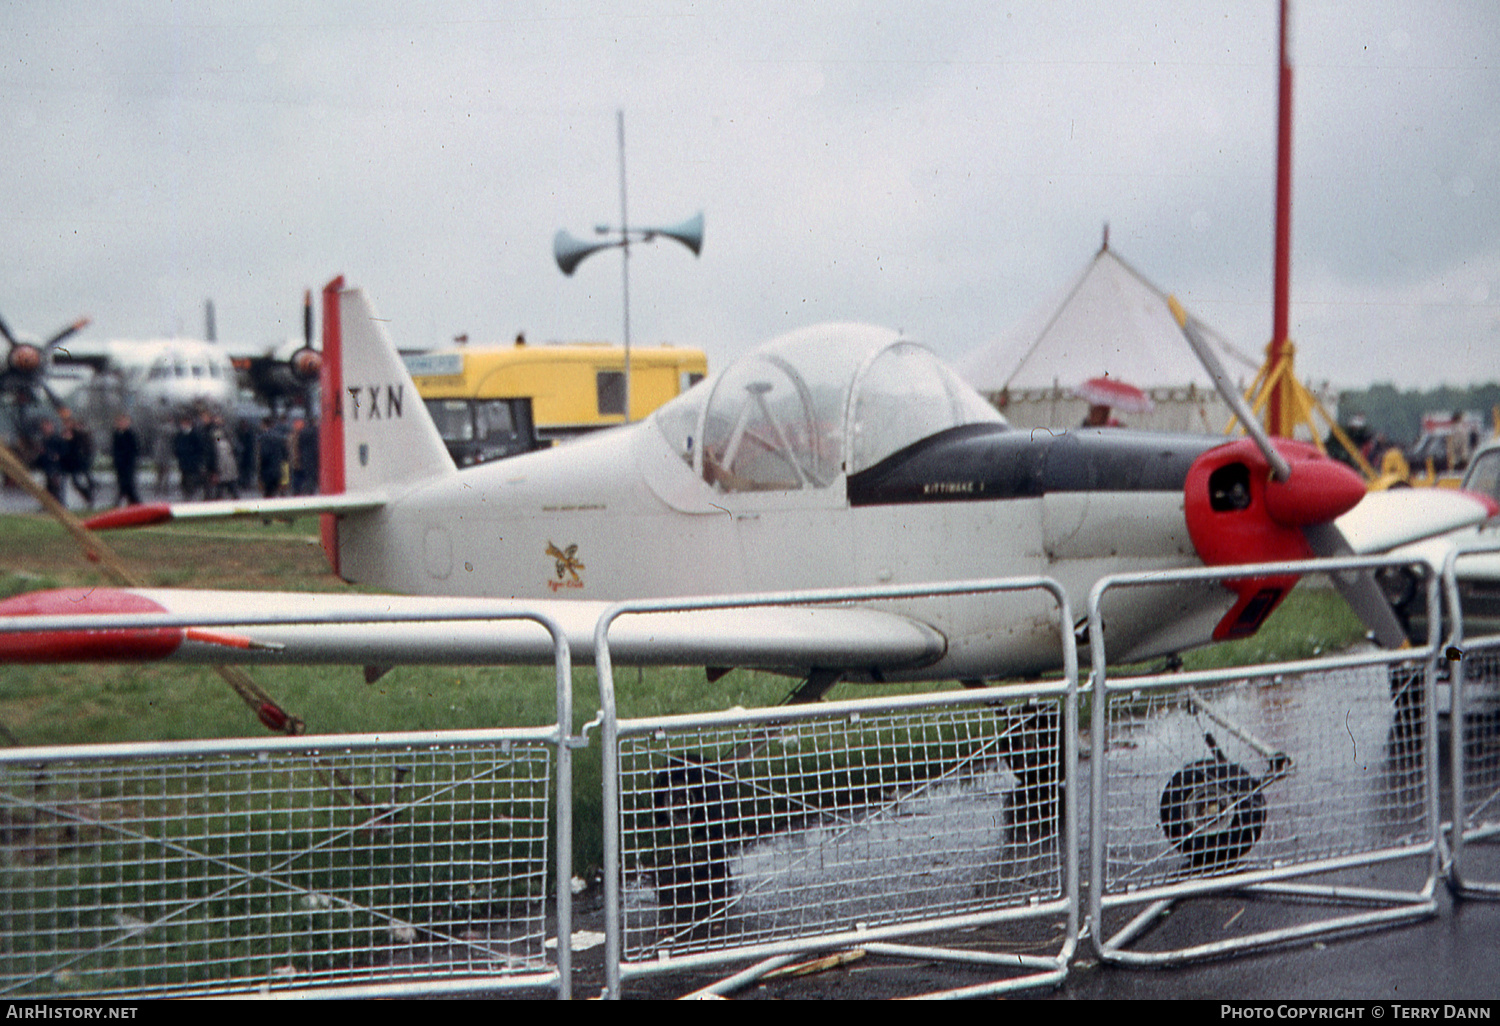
[1336,382,1500,446]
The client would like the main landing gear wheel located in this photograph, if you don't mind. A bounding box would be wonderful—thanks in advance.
[1158,757,1266,871]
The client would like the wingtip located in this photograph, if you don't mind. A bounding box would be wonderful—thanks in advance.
[0,588,182,663]
[1463,489,1500,522]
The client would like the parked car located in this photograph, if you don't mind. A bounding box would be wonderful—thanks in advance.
[1381,434,1500,644]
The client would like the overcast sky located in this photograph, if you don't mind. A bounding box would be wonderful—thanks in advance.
[2,1,1496,389]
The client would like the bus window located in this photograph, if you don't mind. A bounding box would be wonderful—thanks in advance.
[597,371,625,416]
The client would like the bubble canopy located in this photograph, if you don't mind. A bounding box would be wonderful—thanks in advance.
[653,324,1007,493]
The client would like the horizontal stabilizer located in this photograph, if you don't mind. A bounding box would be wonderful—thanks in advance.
[84,494,388,531]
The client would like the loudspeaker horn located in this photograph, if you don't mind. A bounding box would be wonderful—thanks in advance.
[644,211,704,256]
[553,230,618,277]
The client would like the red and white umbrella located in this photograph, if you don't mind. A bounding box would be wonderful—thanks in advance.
[1075,376,1154,413]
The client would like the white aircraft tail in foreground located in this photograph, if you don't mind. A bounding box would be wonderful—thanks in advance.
[317,277,455,498]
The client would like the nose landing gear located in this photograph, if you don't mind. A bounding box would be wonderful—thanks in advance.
[1158,689,1292,872]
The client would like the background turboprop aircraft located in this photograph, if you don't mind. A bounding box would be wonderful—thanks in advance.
[1,277,1495,693]
[1,294,321,452]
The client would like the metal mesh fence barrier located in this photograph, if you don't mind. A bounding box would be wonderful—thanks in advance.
[616,697,1066,963]
[1457,645,1500,837]
[0,735,553,998]
[1099,660,1432,896]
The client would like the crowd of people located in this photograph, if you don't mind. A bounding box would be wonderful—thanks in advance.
[24,406,96,507]
[8,406,319,510]
[168,410,319,501]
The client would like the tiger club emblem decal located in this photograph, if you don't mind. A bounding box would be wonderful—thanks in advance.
[545,542,585,591]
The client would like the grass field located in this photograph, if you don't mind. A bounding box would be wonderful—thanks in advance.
[0,508,1369,878]
[0,512,814,742]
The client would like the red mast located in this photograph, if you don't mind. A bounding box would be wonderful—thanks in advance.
[1269,0,1295,437]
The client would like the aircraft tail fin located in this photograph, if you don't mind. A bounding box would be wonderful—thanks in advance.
[319,277,453,574]
[319,277,453,496]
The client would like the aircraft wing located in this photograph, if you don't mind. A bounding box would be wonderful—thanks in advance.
[0,587,948,674]
[1332,488,1497,554]
[46,337,115,373]
[215,338,296,361]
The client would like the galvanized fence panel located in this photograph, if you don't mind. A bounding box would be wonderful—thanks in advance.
[0,730,555,999]
[592,579,1079,1000]
[0,605,576,999]
[1087,556,1445,966]
[1442,539,1500,899]
[617,694,1066,954]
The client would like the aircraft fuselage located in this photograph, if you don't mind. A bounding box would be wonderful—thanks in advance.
[336,418,1230,679]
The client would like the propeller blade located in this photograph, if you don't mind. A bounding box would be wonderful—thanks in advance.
[44,317,91,351]
[1172,294,1413,646]
[1302,523,1411,648]
[39,379,68,411]
[303,289,313,348]
[1168,295,1290,481]
[0,311,17,348]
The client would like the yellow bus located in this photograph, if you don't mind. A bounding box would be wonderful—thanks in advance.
[403,340,707,467]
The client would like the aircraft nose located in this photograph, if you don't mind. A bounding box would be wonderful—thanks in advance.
[1261,447,1367,528]
[1185,437,1365,570]
[1182,437,1367,641]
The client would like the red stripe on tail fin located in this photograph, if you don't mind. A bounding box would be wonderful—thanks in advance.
[319,275,346,578]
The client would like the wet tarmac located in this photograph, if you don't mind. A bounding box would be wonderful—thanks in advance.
[548,805,1500,1001]
[1,466,183,514]
[543,668,1500,1001]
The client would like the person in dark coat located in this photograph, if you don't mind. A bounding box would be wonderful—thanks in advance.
[111,413,142,506]
[235,418,257,493]
[31,419,67,505]
[195,409,218,500]
[297,417,320,495]
[257,418,288,498]
[290,417,319,495]
[173,416,204,501]
[58,407,96,506]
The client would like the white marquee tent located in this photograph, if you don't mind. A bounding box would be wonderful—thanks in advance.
[958,237,1330,435]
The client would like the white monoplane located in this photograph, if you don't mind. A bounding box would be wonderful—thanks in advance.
[2,277,1493,693]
